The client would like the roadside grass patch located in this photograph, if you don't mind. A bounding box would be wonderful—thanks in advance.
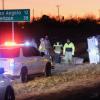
[14,64,100,96]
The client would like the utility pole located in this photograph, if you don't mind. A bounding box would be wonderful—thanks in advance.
[2,0,4,10]
[99,9,100,20]
[33,8,34,20]
[41,10,43,16]
[56,5,60,20]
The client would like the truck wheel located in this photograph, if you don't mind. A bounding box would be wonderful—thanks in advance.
[20,67,28,83]
[5,86,15,100]
[45,63,52,77]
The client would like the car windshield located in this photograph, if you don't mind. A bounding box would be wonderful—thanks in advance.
[0,48,20,58]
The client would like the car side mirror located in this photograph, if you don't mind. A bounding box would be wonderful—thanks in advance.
[0,68,4,74]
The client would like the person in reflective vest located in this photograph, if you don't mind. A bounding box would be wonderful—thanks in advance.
[63,39,75,64]
[53,42,63,63]
[39,38,46,55]
[44,35,55,63]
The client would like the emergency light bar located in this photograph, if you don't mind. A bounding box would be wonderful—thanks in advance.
[4,42,16,46]
[24,41,30,46]
[4,41,31,47]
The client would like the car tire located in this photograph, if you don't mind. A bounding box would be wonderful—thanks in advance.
[45,62,52,77]
[5,86,15,100]
[20,67,28,83]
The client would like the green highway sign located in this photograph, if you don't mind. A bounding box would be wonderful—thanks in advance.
[0,9,30,22]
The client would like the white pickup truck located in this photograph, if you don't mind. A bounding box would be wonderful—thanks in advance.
[0,44,52,83]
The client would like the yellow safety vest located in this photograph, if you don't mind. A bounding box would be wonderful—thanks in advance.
[63,42,75,55]
[53,44,63,54]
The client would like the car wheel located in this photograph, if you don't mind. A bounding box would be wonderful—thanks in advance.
[5,86,15,100]
[45,63,52,76]
[20,67,28,83]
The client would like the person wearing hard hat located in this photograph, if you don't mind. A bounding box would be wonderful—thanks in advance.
[53,42,63,63]
[63,39,75,64]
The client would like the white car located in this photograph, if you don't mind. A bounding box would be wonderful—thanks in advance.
[0,42,52,83]
[0,68,15,100]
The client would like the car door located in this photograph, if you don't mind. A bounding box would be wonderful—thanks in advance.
[22,47,43,74]
[32,47,45,73]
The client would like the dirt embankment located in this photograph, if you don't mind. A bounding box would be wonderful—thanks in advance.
[16,77,100,100]
[15,64,100,100]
